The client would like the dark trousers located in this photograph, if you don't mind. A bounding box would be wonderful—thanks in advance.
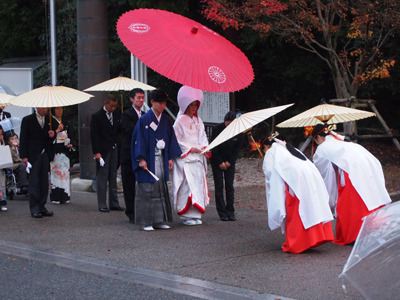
[29,153,50,214]
[96,148,119,209]
[121,163,136,221]
[211,163,235,218]
[13,163,29,188]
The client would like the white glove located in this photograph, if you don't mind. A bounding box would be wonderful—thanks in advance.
[26,162,32,174]
[99,157,105,167]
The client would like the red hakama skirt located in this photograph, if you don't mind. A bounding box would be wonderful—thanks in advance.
[282,185,334,254]
[333,171,381,245]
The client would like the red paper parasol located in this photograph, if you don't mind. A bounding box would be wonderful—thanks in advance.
[117,9,254,93]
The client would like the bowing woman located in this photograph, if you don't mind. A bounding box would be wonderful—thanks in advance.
[312,124,391,245]
[50,107,74,204]
[262,135,334,253]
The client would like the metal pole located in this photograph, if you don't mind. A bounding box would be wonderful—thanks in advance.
[49,0,57,86]
[131,54,148,112]
[142,61,148,111]
[130,54,134,80]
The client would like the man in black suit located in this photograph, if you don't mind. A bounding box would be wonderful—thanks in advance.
[0,106,11,120]
[20,107,61,218]
[120,88,145,223]
[90,94,124,212]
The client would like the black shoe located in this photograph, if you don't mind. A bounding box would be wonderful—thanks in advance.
[31,213,43,218]
[220,216,229,221]
[110,206,125,211]
[99,208,110,212]
[17,186,29,195]
[228,216,236,221]
[129,219,136,224]
[41,211,54,217]
[21,186,29,194]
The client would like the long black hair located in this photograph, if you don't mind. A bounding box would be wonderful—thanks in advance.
[286,143,307,161]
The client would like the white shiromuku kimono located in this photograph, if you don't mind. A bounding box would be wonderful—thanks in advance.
[313,135,391,212]
[172,114,209,219]
[263,142,334,233]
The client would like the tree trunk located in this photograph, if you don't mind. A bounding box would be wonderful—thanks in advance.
[330,57,358,136]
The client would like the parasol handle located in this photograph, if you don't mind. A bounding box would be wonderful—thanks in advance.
[49,110,52,131]
[243,127,252,133]
[120,91,124,113]
[247,131,264,159]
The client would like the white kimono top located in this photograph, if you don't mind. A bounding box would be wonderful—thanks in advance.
[172,114,209,212]
[313,135,391,211]
[263,142,333,233]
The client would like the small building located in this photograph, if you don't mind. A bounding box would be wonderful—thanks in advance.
[0,56,48,118]
[0,56,48,135]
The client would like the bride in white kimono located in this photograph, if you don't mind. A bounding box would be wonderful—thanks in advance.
[172,86,210,226]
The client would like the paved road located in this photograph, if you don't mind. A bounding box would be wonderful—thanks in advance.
[0,253,205,300]
[0,191,363,300]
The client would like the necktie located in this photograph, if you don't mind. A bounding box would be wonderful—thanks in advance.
[39,116,45,128]
[107,111,113,125]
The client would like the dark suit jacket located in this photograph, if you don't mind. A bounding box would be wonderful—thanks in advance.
[210,122,244,166]
[120,106,142,165]
[19,113,56,165]
[1,111,11,120]
[90,107,121,160]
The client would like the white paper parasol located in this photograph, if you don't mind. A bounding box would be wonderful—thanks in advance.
[202,104,294,153]
[84,76,156,112]
[277,102,376,128]
[84,76,156,92]
[10,85,94,108]
[0,92,15,106]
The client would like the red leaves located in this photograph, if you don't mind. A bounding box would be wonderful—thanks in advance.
[201,0,285,32]
[249,141,261,151]
[202,0,400,97]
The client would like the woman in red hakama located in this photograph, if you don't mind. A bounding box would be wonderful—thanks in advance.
[312,124,391,245]
[333,171,382,245]
[283,185,334,253]
[262,137,334,254]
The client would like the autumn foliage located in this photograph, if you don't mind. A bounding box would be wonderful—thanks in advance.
[202,0,400,98]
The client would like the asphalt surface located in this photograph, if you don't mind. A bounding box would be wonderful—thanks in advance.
[0,190,365,300]
[0,253,204,300]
